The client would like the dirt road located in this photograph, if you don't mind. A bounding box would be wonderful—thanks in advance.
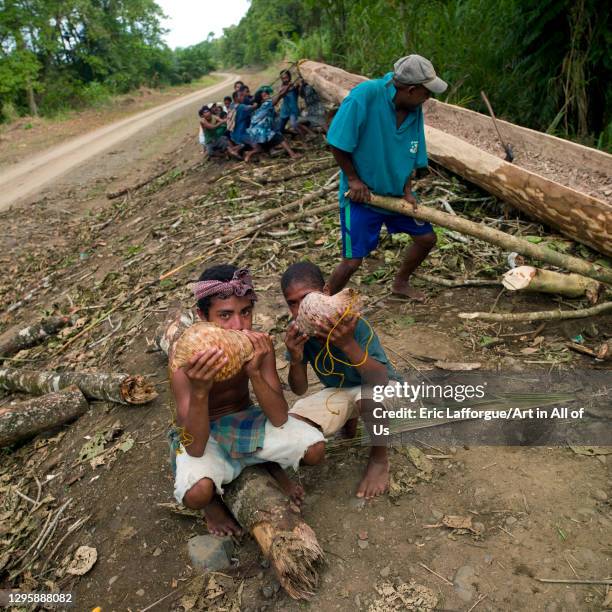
[0,72,237,211]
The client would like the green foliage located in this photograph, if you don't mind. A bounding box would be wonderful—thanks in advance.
[0,0,217,121]
[215,0,611,147]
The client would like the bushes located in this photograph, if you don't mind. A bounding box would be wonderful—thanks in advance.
[218,0,611,150]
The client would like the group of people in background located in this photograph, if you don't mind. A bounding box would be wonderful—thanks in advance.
[197,69,327,163]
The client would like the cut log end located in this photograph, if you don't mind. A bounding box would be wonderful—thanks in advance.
[502,266,602,304]
[119,375,158,404]
[254,521,325,600]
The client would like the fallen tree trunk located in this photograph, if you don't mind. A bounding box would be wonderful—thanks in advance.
[0,316,70,359]
[368,194,612,285]
[156,307,324,599]
[297,59,612,257]
[0,368,157,405]
[458,301,612,322]
[502,266,602,303]
[223,467,324,599]
[0,386,88,447]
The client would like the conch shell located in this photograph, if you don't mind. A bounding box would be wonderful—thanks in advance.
[169,322,254,381]
[295,288,360,336]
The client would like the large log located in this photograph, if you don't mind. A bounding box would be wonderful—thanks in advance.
[0,316,70,359]
[368,194,612,285]
[156,306,324,599]
[0,367,157,405]
[0,386,88,447]
[297,60,612,257]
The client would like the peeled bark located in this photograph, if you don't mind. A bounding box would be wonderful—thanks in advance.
[0,316,70,359]
[297,60,612,257]
[502,266,602,303]
[0,386,88,447]
[368,194,612,285]
[0,367,157,405]
[223,467,324,599]
[157,307,324,599]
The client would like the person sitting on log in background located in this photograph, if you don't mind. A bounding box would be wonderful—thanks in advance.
[326,54,448,300]
[198,105,241,160]
[244,86,300,163]
[281,261,402,499]
[169,264,325,536]
[223,95,232,114]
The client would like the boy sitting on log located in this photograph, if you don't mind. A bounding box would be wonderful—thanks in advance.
[170,264,325,536]
[281,261,400,499]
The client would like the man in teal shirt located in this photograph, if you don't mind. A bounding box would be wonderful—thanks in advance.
[326,54,448,300]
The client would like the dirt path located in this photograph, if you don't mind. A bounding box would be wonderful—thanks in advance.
[0,73,237,211]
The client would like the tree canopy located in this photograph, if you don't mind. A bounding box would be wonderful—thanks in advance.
[0,0,216,120]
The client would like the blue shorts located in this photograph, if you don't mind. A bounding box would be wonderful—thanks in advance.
[339,200,434,259]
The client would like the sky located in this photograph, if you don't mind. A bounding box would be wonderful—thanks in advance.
[156,0,250,49]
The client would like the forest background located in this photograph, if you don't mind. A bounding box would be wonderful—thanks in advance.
[1,0,610,150]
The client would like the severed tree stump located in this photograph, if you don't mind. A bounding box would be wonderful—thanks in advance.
[156,305,325,599]
[0,367,157,404]
[0,316,70,359]
[0,385,88,447]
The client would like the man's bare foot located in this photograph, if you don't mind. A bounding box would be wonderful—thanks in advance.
[227,147,243,161]
[265,462,305,506]
[289,151,301,159]
[203,496,243,536]
[338,417,358,439]
[391,280,426,301]
[356,453,389,499]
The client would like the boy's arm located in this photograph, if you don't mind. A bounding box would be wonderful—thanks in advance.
[200,118,215,129]
[243,331,288,427]
[285,322,308,395]
[316,315,389,386]
[170,349,228,457]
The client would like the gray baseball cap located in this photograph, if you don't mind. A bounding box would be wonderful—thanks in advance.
[393,55,448,94]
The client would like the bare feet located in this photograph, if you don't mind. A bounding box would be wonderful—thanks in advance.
[227,146,243,161]
[203,496,243,536]
[356,450,389,499]
[265,462,305,507]
[391,279,426,301]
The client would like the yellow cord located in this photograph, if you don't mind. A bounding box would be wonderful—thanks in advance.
[312,295,375,414]
[168,365,193,453]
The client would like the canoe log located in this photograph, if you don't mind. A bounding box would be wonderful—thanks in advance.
[297,60,612,257]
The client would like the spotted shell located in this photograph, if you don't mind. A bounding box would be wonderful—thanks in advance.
[169,322,254,382]
[295,288,360,336]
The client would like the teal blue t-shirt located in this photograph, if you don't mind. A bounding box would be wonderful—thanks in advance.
[296,318,401,388]
[326,72,428,212]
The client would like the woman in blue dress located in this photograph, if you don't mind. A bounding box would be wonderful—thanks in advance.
[244,86,299,163]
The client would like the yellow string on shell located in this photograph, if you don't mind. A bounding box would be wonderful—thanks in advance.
[312,293,375,414]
